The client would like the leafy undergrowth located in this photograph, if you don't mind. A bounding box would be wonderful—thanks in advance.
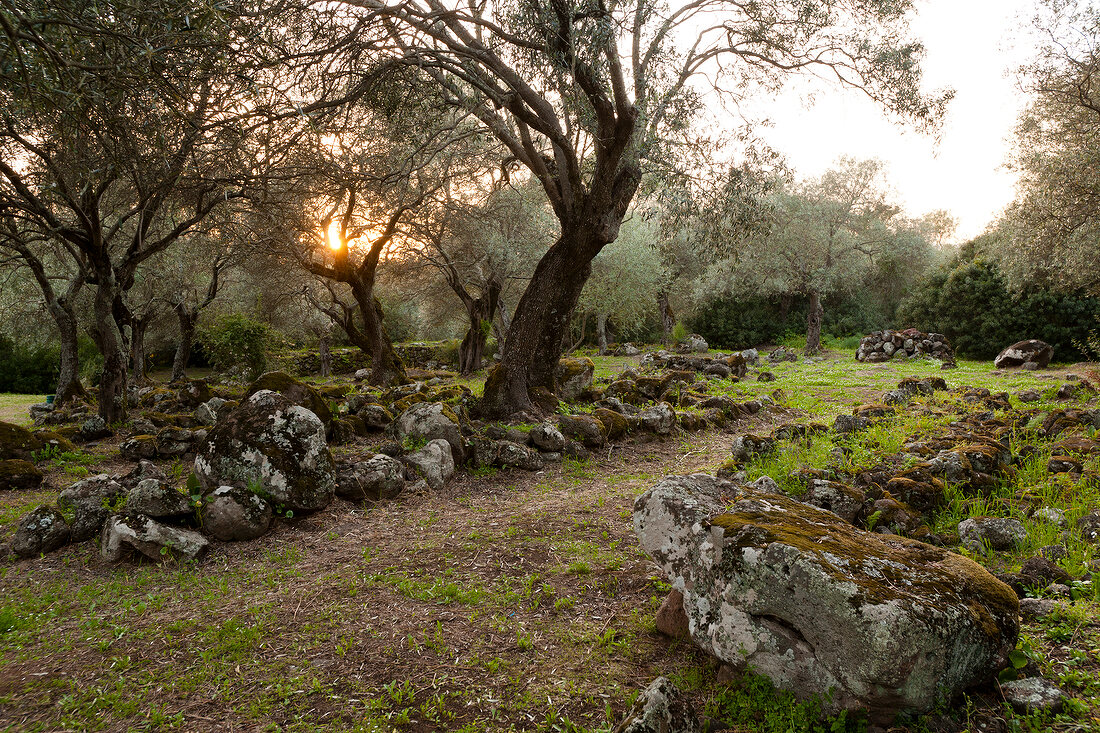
[2,350,1099,731]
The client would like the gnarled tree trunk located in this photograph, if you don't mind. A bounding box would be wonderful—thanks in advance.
[348,281,407,387]
[457,275,502,376]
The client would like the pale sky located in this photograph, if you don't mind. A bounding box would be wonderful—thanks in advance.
[753,0,1042,242]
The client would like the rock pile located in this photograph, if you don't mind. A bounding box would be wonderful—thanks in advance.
[855,328,955,366]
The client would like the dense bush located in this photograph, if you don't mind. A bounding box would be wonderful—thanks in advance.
[690,293,886,350]
[197,314,272,378]
[897,257,1100,361]
[0,335,59,393]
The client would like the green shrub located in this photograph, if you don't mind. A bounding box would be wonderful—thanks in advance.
[897,256,1100,360]
[197,314,272,378]
[0,335,59,393]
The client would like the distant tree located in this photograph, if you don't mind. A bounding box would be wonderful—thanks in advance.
[699,158,930,354]
[343,0,950,416]
[1001,0,1100,293]
[577,217,666,354]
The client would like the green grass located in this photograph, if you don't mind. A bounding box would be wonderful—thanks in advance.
[0,393,44,426]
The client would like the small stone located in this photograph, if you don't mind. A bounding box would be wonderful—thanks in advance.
[404,438,455,490]
[958,516,1028,553]
[1018,597,1057,621]
[1017,389,1041,402]
[528,423,566,452]
[1032,506,1066,526]
[127,479,194,518]
[654,590,689,638]
[1000,677,1065,714]
[335,455,406,501]
[757,371,776,382]
[613,677,701,733]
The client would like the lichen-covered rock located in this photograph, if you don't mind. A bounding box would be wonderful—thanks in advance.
[958,516,1028,553]
[634,474,1019,722]
[11,506,70,558]
[0,420,44,460]
[612,677,700,733]
[528,423,567,452]
[194,390,335,514]
[79,415,112,441]
[244,371,333,427]
[495,441,544,471]
[194,397,227,425]
[558,414,606,448]
[176,379,213,407]
[404,438,454,490]
[335,455,406,501]
[200,486,273,541]
[58,474,127,542]
[391,402,463,460]
[555,357,595,401]
[0,459,43,491]
[1001,678,1065,714]
[681,334,708,353]
[100,514,209,562]
[127,479,193,518]
[995,340,1054,369]
[120,435,159,461]
[638,402,675,435]
[356,404,394,431]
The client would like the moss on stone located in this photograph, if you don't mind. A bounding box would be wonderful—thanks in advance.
[593,408,629,439]
[0,459,43,490]
[0,421,44,460]
[244,371,333,426]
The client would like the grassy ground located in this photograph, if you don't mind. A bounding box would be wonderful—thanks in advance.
[0,393,43,427]
[2,349,1099,732]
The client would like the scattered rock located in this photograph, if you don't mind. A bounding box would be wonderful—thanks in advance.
[404,438,455,490]
[558,414,606,448]
[11,506,70,558]
[495,441,544,471]
[555,357,596,401]
[612,677,701,733]
[58,474,127,542]
[244,371,333,427]
[79,415,112,441]
[637,402,675,435]
[335,455,407,501]
[392,402,464,460]
[126,479,193,518]
[194,397,227,425]
[100,514,209,562]
[654,590,690,639]
[958,516,1028,553]
[0,420,44,460]
[0,459,43,491]
[833,414,872,435]
[200,486,274,541]
[1032,506,1066,526]
[1000,677,1065,714]
[757,371,776,382]
[994,340,1053,369]
[681,334,708,353]
[194,390,335,514]
[1017,389,1042,403]
[634,474,1019,721]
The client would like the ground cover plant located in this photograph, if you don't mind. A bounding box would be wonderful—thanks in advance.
[2,346,1100,732]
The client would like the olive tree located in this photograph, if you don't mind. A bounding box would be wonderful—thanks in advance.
[344,0,949,416]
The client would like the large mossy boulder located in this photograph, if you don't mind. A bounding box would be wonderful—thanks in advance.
[0,421,44,460]
[634,474,1019,723]
[194,390,335,513]
[0,459,43,491]
[244,372,333,428]
[994,340,1054,369]
[554,357,595,401]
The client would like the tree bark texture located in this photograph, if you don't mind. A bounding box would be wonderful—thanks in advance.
[596,312,609,355]
[319,334,333,378]
[92,280,129,423]
[480,229,601,416]
[658,292,675,347]
[171,305,198,384]
[53,300,87,405]
[805,289,824,356]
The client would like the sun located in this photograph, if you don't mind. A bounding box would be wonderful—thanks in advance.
[326,221,344,251]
